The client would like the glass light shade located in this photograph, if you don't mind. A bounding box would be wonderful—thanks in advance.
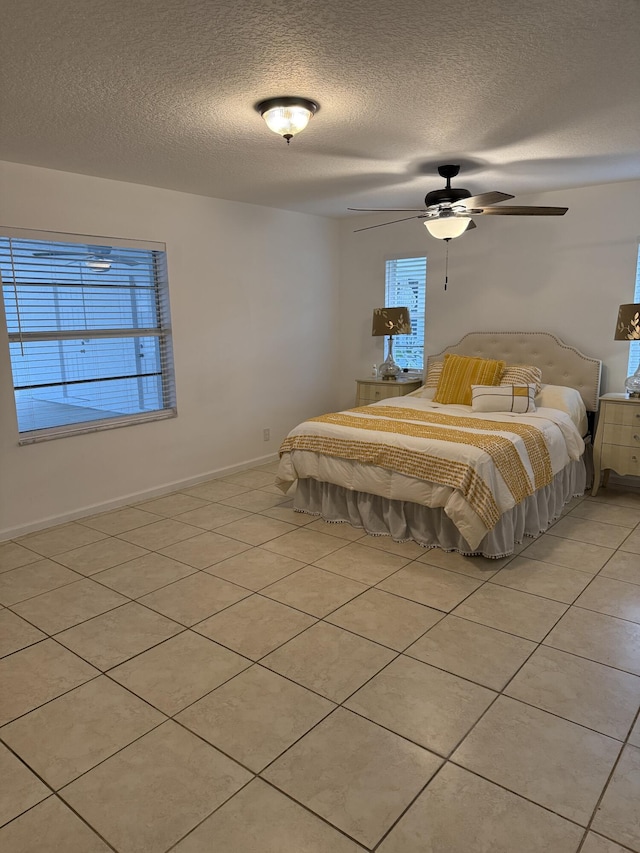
[262,105,313,138]
[424,217,471,240]
[86,260,111,272]
[256,97,318,143]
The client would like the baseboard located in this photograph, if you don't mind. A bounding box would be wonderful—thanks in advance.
[606,473,640,492]
[1,451,280,542]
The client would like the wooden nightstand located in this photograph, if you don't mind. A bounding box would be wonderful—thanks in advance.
[355,377,422,406]
[592,393,640,495]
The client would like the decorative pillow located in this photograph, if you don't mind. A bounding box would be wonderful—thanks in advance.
[434,354,506,406]
[472,384,537,414]
[424,361,444,388]
[500,364,543,395]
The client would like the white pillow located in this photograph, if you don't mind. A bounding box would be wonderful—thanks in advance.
[471,384,536,414]
[408,385,436,399]
[536,384,587,434]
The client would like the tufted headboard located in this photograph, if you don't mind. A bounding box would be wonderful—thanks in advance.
[427,332,602,412]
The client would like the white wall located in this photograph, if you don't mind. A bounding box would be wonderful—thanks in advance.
[0,162,340,538]
[337,179,640,410]
[3,168,638,535]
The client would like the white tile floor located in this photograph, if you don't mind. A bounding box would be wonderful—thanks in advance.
[1,465,639,852]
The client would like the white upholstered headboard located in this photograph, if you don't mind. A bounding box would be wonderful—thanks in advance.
[427,332,602,412]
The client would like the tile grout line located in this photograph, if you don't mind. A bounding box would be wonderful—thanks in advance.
[0,695,169,796]
[0,790,122,853]
[0,722,122,853]
[164,772,370,853]
[573,735,636,852]
[370,752,596,853]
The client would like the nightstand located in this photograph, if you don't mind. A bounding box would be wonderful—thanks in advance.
[355,377,422,406]
[592,393,640,496]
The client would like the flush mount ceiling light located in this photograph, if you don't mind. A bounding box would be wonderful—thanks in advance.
[255,96,319,143]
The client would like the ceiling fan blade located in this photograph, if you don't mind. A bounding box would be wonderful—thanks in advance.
[353,215,424,232]
[33,251,140,265]
[477,206,568,216]
[348,207,426,212]
[108,256,140,265]
[32,251,87,258]
[466,220,477,230]
[458,192,514,208]
[347,165,568,231]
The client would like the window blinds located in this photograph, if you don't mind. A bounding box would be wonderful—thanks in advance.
[0,233,176,442]
[385,256,427,370]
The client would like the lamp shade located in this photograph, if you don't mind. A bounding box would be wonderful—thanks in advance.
[424,217,471,240]
[614,304,640,340]
[372,307,411,336]
[256,97,318,142]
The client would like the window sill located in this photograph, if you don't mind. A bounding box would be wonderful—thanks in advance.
[17,408,177,445]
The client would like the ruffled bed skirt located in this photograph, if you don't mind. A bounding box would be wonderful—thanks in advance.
[292,457,587,559]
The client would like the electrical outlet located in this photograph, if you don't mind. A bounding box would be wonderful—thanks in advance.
[263,428,270,441]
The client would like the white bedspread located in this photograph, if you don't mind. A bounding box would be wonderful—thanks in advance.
[277,396,584,549]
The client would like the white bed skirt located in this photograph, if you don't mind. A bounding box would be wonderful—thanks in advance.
[292,457,587,559]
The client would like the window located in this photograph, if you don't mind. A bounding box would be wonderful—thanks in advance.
[0,228,176,443]
[384,256,426,370]
[626,244,640,378]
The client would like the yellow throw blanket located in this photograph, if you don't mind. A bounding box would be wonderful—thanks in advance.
[279,405,555,535]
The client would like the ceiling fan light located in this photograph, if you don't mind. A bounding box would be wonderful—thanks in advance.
[86,259,112,272]
[424,217,471,240]
[256,97,318,143]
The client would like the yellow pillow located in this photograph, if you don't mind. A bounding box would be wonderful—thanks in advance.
[434,354,506,406]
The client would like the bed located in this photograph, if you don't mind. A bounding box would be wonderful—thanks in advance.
[277,332,602,558]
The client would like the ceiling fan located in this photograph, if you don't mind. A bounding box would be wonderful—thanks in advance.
[348,165,568,239]
[32,245,141,271]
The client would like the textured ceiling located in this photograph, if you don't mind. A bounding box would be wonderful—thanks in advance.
[1,0,639,216]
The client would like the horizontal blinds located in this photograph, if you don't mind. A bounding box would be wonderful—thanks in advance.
[385,256,426,370]
[0,236,176,437]
[628,245,640,375]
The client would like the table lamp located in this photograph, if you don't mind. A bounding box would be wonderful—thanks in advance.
[614,303,640,397]
[372,307,411,380]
